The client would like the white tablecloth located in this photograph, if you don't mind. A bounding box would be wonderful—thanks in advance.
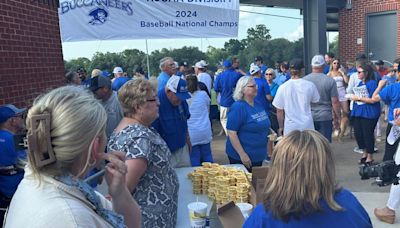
[175,164,247,228]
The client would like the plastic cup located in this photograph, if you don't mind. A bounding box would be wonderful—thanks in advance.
[236,203,253,219]
[188,202,208,228]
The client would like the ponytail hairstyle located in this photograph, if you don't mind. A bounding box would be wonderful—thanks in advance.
[26,86,107,178]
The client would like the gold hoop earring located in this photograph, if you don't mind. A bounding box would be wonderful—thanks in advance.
[88,158,97,167]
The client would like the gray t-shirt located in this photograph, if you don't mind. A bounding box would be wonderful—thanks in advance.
[102,91,123,138]
[303,73,338,121]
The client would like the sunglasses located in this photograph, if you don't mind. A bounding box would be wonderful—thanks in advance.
[265,73,273,76]
[333,62,339,65]
[357,71,365,74]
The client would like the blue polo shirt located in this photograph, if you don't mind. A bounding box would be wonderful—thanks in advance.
[379,83,400,121]
[0,130,25,198]
[213,68,242,107]
[269,82,279,98]
[111,77,130,91]
[244,189,372,228]
[226,100,270,163]
[152,90,190,153]
[157,72,170,91]
[351,80,381,119]
[254,77,271,112]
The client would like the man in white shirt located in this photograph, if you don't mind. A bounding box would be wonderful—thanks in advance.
[273,59,320,136]
[194,60,212,94]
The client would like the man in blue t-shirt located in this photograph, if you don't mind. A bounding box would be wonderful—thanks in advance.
[214,59,244,135]
[157,57,176,91]
[153,75,192,168]
[111,66,130,91]
[0,105,26,220]
[250,65,272,112]
[372,66,400,161]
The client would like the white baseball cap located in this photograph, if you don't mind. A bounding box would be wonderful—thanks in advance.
[311,55,325,67]
[194,60,208,68]
[113,67,123,74]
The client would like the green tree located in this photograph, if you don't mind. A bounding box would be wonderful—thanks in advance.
[224,39,245,56]
[90,52,123,74]
[64,57,91,72]
[329,35,339,58]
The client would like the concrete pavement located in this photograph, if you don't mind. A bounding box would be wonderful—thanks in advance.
[209,119,399,227]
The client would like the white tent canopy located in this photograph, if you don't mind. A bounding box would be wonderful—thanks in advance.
[59,0,239,42]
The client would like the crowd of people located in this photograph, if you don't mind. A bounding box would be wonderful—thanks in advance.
[0,52,399,227]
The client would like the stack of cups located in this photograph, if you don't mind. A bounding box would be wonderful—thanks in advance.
[192,173,202,194]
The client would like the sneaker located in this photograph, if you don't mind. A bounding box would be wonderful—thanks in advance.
[353,147,378,153]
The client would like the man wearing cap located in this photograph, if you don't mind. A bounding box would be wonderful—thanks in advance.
[304,54,340,142]
[158,57,176,91]
[153,75,192,168]
[371,62,400,162]
[0,105,26,220]
[195,60,212,94]
[176,61,188,77]
[273,58,320,136]
[214,59,244,135]
[250,65,272,113]
[254,56,268,76]
[375,60,388,78]
[111,66,130,91]
[90,75,123,138]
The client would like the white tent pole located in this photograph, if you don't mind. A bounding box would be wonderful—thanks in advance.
[146,39,150,78]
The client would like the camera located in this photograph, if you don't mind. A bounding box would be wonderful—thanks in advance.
[359,160,400,186]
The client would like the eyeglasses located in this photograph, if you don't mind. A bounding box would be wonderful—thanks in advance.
[357,71,365,74]
[146,97,158,102]
[391,70,398,73]
[247,84,257,88]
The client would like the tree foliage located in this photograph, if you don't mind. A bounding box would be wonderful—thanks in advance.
[64,25,306,76]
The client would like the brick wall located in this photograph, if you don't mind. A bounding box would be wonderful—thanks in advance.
[0,0,64,107]
[339,0,399,63]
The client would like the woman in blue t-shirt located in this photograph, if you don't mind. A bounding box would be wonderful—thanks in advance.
[226,76,270,170]
[350,64,381,165]
[244,130,372,228]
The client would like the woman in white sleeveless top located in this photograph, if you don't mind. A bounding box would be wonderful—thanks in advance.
[328,59,350,138]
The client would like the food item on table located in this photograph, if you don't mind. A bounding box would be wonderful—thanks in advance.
[188,163,252,204]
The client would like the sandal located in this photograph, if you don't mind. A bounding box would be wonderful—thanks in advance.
[358,157,367,164]
[365,160,375,166]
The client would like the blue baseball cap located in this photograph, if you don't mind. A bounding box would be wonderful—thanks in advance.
[0,104,26,123]
[223,60,232,68]
[166,75,191,101]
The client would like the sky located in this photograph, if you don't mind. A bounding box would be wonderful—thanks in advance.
[62,6,335,61]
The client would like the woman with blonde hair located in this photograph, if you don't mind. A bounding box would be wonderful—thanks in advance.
[226,76,270,170]
[244,130,372,227]
[4,86,140,228]
[108,79,179,227]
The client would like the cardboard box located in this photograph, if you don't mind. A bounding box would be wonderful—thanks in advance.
[217,166,269,227]
[217,201,244,228]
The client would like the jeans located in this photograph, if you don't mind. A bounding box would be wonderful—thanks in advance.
[314,120,333,143]
[189,143,213,166]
